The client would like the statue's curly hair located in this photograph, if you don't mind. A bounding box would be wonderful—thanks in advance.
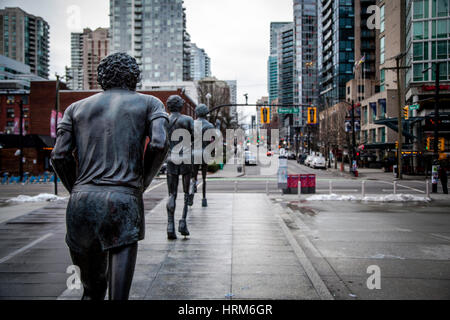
[196,104,209,117]
[167,95,185,112]
[97,52,141,91]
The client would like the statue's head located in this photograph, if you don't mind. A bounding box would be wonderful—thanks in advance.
[196,104,209,118]
[167,95,185,113]
[97,52,141,91]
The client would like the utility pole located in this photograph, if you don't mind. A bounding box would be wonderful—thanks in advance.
[19,98,24,182]
[383,52,409,180]
[351,99,356,174]
[432,62,442,193]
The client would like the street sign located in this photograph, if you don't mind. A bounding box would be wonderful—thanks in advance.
[409,104,420,110]
[278,107,299,114]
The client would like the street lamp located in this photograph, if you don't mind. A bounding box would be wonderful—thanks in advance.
[205,93,212,108]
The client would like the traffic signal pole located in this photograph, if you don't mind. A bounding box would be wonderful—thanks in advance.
[432,62,441,193]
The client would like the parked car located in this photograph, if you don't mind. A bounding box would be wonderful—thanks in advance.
[297,154,308,165]
[287,151,296,160]
[158,162,167,175]
[245,151,257,166]
[304,155,314,167]
[311,156,326,169]
[266,150,273,157]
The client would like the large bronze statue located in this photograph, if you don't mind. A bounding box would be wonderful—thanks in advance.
[190,104,215,208]
[51,52,169,300]
[165,95,194,240]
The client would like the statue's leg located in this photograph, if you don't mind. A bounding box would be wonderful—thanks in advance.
[166,173,179,240]
[201,163,208,207]
[188,164,199,206]
[69,249,107,300]
[108,242,138,300]
[179,172,191,236]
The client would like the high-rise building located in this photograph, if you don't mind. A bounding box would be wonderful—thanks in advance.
[318,0,355,105]
[83,28,110,90]
[293,0,319,128]
[109,0,191,84]
[405,0,450,98]
[66,32,84,90]
[0,7,50,79]
[190,43,211,81]
[66,28,110,90]
[277,23,295,141]
[267,22,290,105]
[225,80,238,123]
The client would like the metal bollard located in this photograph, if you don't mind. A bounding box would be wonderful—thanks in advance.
[362,180,366,198]
[298,180,302,198]
[393,181,397,195]
[234,180,238,193]
[426,180,430,198]
[266,180,269,195]
[329,180,333,195]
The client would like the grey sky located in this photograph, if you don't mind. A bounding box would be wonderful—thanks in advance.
[2,0,293,107]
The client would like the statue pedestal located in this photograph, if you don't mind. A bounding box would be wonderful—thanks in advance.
[202,199,208,207]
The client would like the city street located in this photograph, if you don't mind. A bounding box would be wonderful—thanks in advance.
[0,159,449,300]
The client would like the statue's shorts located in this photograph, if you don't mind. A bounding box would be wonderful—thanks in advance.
[166,161,193,176]
[65,185,144,254]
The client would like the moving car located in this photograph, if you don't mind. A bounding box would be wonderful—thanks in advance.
[311,156,326,169]
[245,151,257,166]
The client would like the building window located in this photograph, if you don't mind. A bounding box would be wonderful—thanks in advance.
[413,21,429,40]
[413,0,429,19]
[432,19,449,39]
[432,0,450,17]
[413,63,430,81]
[380,127,386,143]
[380,5,385,33]
[380,36,385,64]
[7,108,15,118]
[380,69,385,92]
[413,42,429,61]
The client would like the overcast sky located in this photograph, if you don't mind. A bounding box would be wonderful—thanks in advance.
[2,0,293,108]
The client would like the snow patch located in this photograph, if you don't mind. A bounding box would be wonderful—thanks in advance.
[7,193,67,203]
[306,194,431,203]
[370,254,405,260]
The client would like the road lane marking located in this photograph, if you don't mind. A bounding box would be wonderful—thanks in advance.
[378,180,425,194]
[0,233,53,264]
[144,181,166,194]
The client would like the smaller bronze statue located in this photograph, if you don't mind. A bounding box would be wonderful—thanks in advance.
[190,104,215,208]
[166,95,195,239]
[51,53,169,300]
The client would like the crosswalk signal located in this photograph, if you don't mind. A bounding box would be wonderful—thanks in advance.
[403,106,409,120]
[307,107,317,125]
[260,107,270,124]
[395,141,399,150]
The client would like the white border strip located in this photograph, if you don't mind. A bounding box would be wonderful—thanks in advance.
[0,233,53,264]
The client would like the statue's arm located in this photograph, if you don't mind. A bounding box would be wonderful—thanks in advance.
[143,117,169,190]
[51,128,77,193]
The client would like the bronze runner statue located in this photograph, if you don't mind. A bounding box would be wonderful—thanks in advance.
[51,53,169,300]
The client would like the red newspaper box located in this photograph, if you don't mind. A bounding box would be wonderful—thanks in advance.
[300,175,309,194]
[287,175,300,194]
[307,174,316,194]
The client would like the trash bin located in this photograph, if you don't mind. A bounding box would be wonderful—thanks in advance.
[300,175,309,194]
[307,174,316,194]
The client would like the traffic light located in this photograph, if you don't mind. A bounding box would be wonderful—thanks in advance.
[438,138,445,152]
[260,107,270,124]
[403,106,409,120]
[307,107,317,125]
[395,141,399,149]
[426,137,432,151]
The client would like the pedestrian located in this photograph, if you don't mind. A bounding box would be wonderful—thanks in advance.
[439,163,448,194]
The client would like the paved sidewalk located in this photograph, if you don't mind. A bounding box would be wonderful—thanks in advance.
[327,163,428,181]
[60,193,327,300]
